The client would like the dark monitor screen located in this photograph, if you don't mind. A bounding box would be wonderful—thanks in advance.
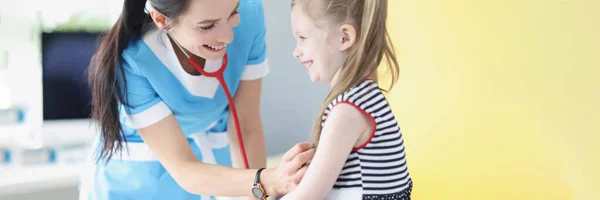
[41,31,102,120]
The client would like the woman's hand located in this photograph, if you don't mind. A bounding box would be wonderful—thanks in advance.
[261,142,316,196]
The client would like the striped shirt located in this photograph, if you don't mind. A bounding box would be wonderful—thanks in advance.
[322,79,413,200]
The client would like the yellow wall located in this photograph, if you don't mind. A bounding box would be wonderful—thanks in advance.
[381,0,599,199]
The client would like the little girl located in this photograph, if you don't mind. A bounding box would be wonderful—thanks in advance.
[282,0,413,199]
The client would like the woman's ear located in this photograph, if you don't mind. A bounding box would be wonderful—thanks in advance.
[150,9,168,30]
[338,24,357,51]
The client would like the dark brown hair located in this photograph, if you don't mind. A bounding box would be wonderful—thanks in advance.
[88,0,190,162]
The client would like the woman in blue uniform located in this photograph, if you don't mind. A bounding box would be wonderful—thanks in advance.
[79,0,315,199]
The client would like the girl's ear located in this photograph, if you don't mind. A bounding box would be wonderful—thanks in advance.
[338,24,357,51]
[150,9,168,30]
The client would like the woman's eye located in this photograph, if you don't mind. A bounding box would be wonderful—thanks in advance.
[200,24,215,31]
[230,9,239,16]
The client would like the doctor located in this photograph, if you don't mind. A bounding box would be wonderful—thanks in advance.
[79,0,314,199]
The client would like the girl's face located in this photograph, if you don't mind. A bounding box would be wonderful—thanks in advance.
[158,0,241,60]
[291,6,346,84]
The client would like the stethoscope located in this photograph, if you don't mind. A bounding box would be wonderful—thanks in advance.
[169,34,250,169]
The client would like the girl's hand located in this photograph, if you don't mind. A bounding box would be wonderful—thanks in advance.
[262,142,315,196]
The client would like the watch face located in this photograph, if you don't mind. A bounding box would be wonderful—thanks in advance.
[252,187,264,198]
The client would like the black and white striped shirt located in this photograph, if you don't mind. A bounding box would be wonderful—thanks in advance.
[322,79,413,200]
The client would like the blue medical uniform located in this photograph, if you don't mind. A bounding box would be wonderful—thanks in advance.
[78,1,269,199]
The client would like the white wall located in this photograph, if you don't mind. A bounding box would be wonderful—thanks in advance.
[261,0,329,156]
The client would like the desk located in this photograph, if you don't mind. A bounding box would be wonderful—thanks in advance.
[0,163,84,197]
[0,119,95,198]
[0,119,96,146]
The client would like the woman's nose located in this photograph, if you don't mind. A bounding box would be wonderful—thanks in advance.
[217,26,234,44]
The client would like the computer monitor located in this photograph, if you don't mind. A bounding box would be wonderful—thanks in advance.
[41,31,102,120]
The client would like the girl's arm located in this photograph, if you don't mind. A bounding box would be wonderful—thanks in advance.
[227,78,267,169]
[138,115,315,197]
[281,102,374,200]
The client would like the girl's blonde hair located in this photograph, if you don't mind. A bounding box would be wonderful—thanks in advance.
[292,0,400,146]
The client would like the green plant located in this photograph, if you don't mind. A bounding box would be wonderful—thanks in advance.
[53,12,112,32]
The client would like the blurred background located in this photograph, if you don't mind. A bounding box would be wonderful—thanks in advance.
[0,0,598,199]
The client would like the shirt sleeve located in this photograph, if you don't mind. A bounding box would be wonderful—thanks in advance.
[118,61,172,129]
[241,0,270,80]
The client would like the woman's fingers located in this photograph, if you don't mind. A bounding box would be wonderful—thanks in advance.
[290,148,315,171]
[293,164,309,183]
[281,141,313,162]
[272,142,316,194]
[281,147,315,179]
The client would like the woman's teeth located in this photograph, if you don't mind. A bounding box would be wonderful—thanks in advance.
[206,44,226,50]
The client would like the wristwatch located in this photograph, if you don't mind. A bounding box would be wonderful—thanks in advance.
[252,168,268,200]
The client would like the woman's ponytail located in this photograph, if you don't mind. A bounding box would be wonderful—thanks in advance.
[88,0,149,162]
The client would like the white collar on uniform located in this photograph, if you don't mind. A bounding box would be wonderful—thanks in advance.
[142,25,225,99]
